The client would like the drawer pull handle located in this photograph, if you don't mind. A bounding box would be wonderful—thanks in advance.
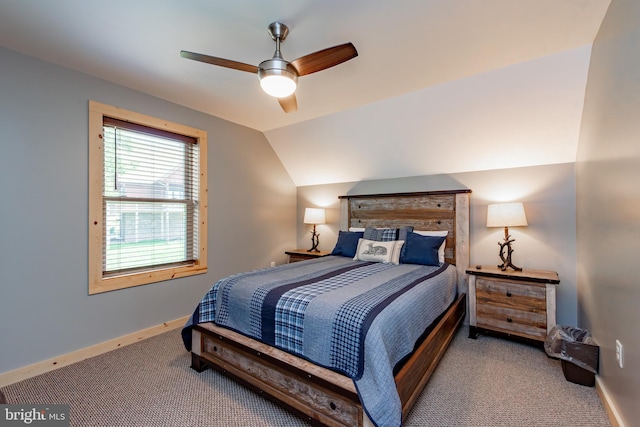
[506,291,512,297]
[507,318,513,323]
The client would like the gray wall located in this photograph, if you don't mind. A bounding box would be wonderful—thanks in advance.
[0,48,296,374]
[576,0,640,423]
[297,162,578,327]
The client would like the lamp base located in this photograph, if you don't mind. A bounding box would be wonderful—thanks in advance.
[497,228,522,271]
[497,244,522,271]
[308,225,320,252]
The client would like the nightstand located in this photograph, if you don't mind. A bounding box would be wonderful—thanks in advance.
[467,266,560,343]
[285,249,331,263]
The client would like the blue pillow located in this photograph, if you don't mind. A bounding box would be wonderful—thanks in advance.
[331,231,364,257]
[400,232,446,266]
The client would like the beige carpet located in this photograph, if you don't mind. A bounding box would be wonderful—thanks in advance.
[1,326,611,426]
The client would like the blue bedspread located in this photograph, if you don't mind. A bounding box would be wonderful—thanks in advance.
[182,256,457,427]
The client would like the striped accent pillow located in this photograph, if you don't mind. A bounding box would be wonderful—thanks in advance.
[363,226,414,242]
[363,227,396,241]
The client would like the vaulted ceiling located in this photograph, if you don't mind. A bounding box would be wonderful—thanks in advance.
[1,0,611,185]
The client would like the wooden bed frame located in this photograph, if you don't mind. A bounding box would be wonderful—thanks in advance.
[190,190,471,426]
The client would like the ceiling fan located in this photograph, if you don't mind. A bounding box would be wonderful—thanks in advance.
[180,22,358,113]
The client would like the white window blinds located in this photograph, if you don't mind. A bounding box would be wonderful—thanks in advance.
[102,117,199,276]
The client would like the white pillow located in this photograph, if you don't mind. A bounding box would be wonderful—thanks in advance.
[353,238,404,264]
[348,227,366,232]
[414,230,448,263]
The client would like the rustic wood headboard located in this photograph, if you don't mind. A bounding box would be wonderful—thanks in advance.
[338,190,471,295]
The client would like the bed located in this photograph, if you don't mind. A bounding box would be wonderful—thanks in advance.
[183,190,470,427]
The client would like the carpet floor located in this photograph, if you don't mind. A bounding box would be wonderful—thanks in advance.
[1,326,611,426]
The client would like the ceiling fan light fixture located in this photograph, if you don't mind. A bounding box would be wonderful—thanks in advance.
[258,58,298,98]
[260,74,297,98]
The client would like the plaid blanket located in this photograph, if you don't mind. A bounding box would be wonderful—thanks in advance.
[182,256,457,427]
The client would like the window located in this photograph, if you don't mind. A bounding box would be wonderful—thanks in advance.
[89,101,207,294]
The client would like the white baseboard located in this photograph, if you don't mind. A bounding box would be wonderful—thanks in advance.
[0,316,189,388]
[596,376,626,427]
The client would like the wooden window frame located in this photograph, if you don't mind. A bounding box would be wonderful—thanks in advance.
[88,100,208,294]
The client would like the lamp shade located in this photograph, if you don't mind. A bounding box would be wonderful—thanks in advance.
[303,208,325,225]
[486,203,528,228]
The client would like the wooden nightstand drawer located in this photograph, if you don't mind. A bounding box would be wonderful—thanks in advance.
[476,302,547,340]
[476,278,546,311]
[467,266,559,344]
[476,306,547,339]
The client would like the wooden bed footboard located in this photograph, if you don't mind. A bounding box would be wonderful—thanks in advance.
[191,293,466,427]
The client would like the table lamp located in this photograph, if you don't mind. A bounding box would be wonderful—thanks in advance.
[486,202,528,271]
[303,208,325,252]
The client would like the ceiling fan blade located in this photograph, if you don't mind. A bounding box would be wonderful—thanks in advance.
[290,43,358,77]
[278,94,298,113]
[180,50,258,73]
